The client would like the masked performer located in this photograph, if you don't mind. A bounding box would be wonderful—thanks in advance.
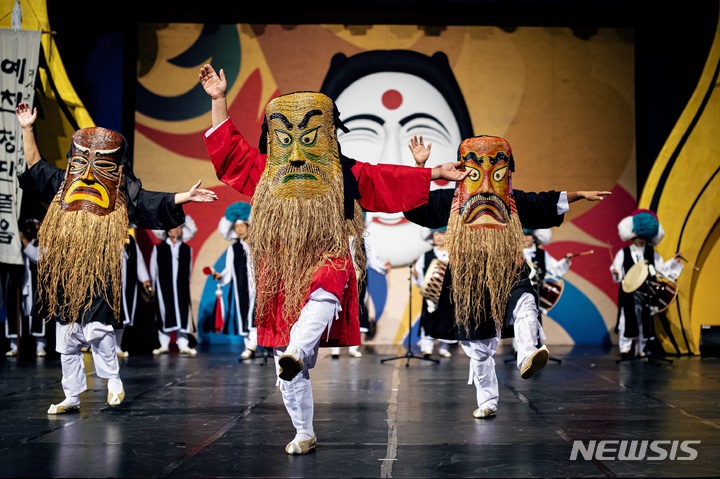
[405,134,610,418]
[199,64,467,455]
[14,102,217,414]
[611,210,683,358]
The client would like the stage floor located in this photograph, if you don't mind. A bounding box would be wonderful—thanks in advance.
[1,343,718,478]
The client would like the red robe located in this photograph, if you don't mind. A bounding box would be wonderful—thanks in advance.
[205,119,433,347]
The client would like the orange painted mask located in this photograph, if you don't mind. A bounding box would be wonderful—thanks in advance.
[451,135,515,230]
[60,127,125,215]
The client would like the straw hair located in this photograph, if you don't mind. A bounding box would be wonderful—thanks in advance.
[248,169,365,335]
[36,197,128,325]
[445,210,524,335]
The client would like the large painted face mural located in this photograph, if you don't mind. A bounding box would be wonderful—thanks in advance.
[321,51,472,266]
[60,127,125,215]
[264,92,342,200]
[451,135,513,230]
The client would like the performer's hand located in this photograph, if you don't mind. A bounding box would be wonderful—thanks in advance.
[199,64,227,100]
[578,190,612,201]
[15,102,37,129]
[175,180,219,205]
[432,162,469,182]
[188,180,218,202]
[409,135,432,167]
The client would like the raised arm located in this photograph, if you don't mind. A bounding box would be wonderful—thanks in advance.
[409,135,432,167]
[409,135,466,182]
[199,64,229,128]
[15,102,41,169]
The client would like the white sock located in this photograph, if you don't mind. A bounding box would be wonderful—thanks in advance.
[107,378,123,394]
[60,396,80,406]
[292,432,314,442]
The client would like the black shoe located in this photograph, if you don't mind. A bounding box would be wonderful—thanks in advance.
[331,354,340,359]
[366,321,377,340]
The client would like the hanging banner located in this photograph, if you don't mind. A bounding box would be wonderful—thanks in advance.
[0,28,41,265]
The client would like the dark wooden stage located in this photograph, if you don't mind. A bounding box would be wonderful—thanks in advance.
[1,343,719,478]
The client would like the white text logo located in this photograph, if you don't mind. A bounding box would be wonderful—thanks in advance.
[570,440,700,461]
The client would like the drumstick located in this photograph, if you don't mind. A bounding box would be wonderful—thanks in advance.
[677,255,701,271]
[568,250,594,258]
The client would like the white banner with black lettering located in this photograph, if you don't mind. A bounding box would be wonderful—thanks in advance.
[0,28,41,265]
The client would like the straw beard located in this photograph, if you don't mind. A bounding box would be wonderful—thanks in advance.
[445,210,524,335]
[36,199,128,325]
[248,170,365,333]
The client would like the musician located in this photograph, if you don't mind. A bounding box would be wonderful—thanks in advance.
[610,209,683,359]
[114,225,152,359]
[211,201,258,361]
[518,228,573,349]
[523,228,572,294]
[405,134,610,419]
[413,227,457,358]
[150,217,199,357]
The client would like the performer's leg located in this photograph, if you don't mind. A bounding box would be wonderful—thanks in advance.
[36,337,47,357]
[461,339,499,418]
[617,311,633,355]
[48,322,86,414]
[85,322,124,407]
[513,293,549,379]
[275,289,339,455]
[276,362,317,455]
[176,331,197,355]
[153,330,171,355]
[438,339,455,357]
[277,289,339,381]
[418,327,434,356]
[241,327,258,359]
[330,347,341,359]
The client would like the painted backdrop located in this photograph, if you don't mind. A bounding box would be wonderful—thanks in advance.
[133,24,635,347]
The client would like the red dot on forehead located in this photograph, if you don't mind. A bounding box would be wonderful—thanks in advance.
[382,90,403,110]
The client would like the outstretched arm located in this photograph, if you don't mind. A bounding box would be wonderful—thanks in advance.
[15,102,41,169]
[567,190,612,203]
[199,64,229,128]
[174,180,219,205]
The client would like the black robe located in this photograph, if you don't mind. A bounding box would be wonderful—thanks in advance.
[18,160,185,327]
[404,189,564,340]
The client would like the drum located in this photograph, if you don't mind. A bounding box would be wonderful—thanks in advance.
[538,276,564,314]
[420,259,447,303]
[622,260,649,293]
[648,276,678,313]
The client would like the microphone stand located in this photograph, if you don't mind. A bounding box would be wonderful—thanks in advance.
[382,264,439,367]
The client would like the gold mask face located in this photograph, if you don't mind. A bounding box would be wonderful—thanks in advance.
[263,92,342,199]
[452,136,513,230]
[60,127,124,215]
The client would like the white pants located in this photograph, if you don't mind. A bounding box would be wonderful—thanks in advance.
[461,293,544,409]
[157,329,191,350]
[617,297,647,354]
[56,322,121,399]
[244,327,258,351]
[274,289,340,436]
